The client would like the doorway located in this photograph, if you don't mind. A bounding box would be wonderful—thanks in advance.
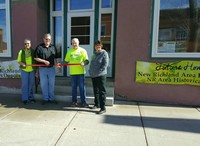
[67,12,94,76]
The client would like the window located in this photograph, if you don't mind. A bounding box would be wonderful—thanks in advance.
[52,0,62,11]
[53,16,62,58]
[99,0,114,77]
[50,0,63,75]
[100,14,112,55]
[69,0,93,10]
[71,16,90,44]
[51,0,63,58]
[101,0,112,8]
[151,0,200,58]
[0,0,11,57]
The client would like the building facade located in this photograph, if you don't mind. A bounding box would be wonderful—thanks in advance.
[1,0,200,106]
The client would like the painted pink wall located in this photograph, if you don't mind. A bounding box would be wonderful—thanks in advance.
[0,0,49,88]
[115,0,200,106]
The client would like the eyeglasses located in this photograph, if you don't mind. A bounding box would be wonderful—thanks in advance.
[24,43,30,45]
[45,38,51,41]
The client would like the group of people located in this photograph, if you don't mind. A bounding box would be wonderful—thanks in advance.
[17,33,109,114]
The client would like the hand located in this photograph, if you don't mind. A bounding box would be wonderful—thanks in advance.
[80,62,84,66]
[44,60,50,66]
[56,66,60,73]
[56,63,61,67]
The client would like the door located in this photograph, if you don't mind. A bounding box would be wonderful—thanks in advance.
[67,12,94,77]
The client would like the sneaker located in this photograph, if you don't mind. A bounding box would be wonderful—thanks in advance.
[89,105,99,109]
[71,102,78,107]
[23,100,28,105]
[97,109,106,114]
[81,102,89,108]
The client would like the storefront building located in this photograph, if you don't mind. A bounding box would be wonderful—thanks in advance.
[1,0,200,106]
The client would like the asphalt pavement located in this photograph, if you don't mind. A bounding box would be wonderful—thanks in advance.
[0,93,200,146]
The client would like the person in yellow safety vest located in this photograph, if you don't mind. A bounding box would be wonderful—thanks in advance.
[17,39,36,105]
[64,38,89,108]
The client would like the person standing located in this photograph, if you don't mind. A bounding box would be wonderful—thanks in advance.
[64,38,89,107]
[17,39,36,105]
[34,33,60,105]
[89,40,109,114]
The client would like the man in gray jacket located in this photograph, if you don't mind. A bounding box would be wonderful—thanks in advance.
[89,40,109,114]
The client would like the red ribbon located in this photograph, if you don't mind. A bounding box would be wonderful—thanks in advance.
[26,63,81,67]
[57,63,81,66]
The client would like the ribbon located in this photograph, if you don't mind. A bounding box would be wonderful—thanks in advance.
[26,63,81,67]
[57,63,81,66]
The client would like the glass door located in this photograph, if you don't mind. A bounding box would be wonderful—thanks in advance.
[67,12,94,76]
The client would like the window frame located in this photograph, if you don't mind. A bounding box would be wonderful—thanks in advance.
[0,0,11,57]
[151,0,200,58]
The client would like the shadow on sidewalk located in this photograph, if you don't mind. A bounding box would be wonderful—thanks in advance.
[1,93,200,134]
[0,94,95,113]
[104,115,200,134]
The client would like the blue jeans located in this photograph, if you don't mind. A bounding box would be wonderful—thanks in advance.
[21,70,35,101]
[70,74,86,103]
[39,67,56,101]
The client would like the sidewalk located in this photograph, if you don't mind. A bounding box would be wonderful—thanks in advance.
[0,93,200,146]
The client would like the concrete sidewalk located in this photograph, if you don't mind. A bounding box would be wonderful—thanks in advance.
[0,94,200,146]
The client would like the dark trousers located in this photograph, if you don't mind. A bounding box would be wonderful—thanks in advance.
[91,75,106,110]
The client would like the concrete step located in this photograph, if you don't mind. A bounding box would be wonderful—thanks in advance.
[35,87,114,106]
[36,85,114,97]
[54,77,114,87]
[0,87,114,106]
[34,77,115,106]
[34,94,114,106]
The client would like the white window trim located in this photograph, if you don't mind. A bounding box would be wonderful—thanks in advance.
[0,1,11,57]
[151,0,200,58]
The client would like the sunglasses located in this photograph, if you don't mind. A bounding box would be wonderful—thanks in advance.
[45,38,51,41]
[24,43,30,45]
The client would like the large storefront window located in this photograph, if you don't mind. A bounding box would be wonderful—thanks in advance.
[152,0,200,58]
[0,0,11,57]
